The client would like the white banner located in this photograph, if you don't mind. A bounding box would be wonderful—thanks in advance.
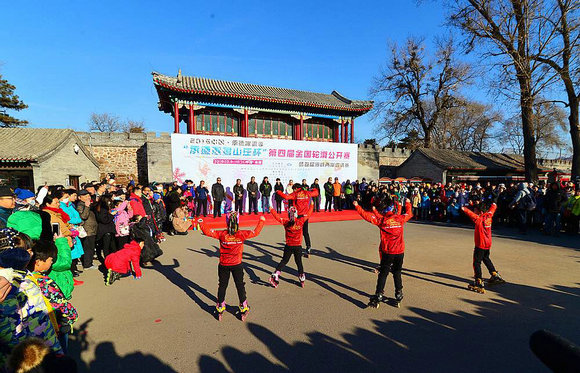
[171,134,358,209]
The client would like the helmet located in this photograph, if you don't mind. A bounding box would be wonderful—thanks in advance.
[287,206,298,223]
[226,212,239,235]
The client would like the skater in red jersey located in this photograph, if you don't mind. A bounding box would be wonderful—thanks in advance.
[276,183,318,257]
[269,204,313,288]
[354,194,412,308]
[199,212,265,320]
[461,202,504,293]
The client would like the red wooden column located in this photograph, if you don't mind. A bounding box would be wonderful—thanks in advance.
[350,118,354,143]
[299,115,304,140]
[173,102,180,133]
[334,121,340,142]
[243,109,249,137]
[340,119,344,143]
[187,105,195,134]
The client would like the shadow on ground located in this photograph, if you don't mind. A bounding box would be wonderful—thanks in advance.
[198,281,580,373]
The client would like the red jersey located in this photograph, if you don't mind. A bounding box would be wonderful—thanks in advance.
[270,206,313,246]
[355,201,413,255]
[461,203,497,250]
[200,220,264,266]
[276,188,319,216]
[104,240,143,277]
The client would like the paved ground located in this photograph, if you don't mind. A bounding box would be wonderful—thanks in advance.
[68,219,580,372]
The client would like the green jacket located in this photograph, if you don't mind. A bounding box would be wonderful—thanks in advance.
[345,184,353,195]
[566,195,580,216]
[48,237,73,299]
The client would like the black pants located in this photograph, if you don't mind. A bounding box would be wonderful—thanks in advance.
[116,235,130,250]
[196,199,207,217]
[213,200,223,217]
[249,197,258,214]
[518,209,528,232]
[312,197,320,212]
[235,198,244,214]
[275,199,282,213]
[101,233,117,259]
[217,264,246,304]
[473,247,496,280]
[333,196,342,211]
[81,235,96,268]
[275,245,304,274]
[375,253,404,295]
[302,220,311,248]
[325,195,332,211]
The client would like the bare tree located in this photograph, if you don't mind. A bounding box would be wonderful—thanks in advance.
[124,120,146,133]
[370,36,471,148]
[446,0,557,181]
[88,113,122,132]
[499,100,567,157]
[530,0,580,178]
[435,100,502,151]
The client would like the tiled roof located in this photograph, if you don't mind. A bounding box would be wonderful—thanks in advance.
[416,148,526,171]
[152,72,373,113]
[0,128,98,166]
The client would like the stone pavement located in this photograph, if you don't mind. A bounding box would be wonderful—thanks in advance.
[67,220,580,372]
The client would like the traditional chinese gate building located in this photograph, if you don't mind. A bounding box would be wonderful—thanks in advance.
[152,71,373,143]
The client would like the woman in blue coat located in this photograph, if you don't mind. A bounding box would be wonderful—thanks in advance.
[60,190,84,276]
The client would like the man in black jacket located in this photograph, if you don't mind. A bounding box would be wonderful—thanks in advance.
[247,176,259,215]
[259,177,272,214]
[274,178,284,213]
[211,177,225,218]
[233,179,245,215]
[323,177,333,212]
[311,178,321,212]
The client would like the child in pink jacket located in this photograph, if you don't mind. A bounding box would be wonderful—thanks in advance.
[112,199,133,248]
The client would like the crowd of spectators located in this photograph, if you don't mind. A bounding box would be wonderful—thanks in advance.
[0,172,578,372]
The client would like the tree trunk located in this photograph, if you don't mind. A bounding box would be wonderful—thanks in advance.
[519,80,539,182]
[423,128,432,148]
[568,94,580,180]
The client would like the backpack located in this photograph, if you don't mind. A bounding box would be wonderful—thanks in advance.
[520,192,536,211]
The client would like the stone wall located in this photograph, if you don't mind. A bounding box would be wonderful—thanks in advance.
[357,145,412,181]
[33,134,100,187]
[76,132,171,184]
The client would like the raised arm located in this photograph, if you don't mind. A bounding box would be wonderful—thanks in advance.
[198,219,221,239]
[401,200,413,222]
[242,217,266,239]
[269,207,286,224]
[488,202,497,217]
[308,188,319,198]
[354,202,380,226]
[461,206,478,223]
[276,190,294,201]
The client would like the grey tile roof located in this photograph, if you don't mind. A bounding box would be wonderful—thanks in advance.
[416,148,527,171]
[0,128,99,166]
[152,72,373,113]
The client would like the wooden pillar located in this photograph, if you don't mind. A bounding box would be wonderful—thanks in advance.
[350,118,354,143]
[188,105,195,134]
[243,109,249,137]
[173,102,180,133]
[334,122,340,142]
[299,115,304,140]
[340,119,343,143]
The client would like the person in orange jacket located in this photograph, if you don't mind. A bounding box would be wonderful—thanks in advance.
[275,183,319,257]
[269,205,313,288]
[199,212,265,321]
[354,195,412,308]
[461,202,504,293]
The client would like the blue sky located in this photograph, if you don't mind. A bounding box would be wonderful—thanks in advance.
[3,1,458,141]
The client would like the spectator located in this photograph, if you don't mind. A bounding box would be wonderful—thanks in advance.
[233,179,245,215]
[274,178,284,213]
[259,177,272,214]
[323,177,333,212]
[211,177,225,218]
[76,190,97,270]
[332,178,342,211]
[195,181,209,217]
[247,177,259,215]
[311,178,321,212]
[0,187,15,228]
